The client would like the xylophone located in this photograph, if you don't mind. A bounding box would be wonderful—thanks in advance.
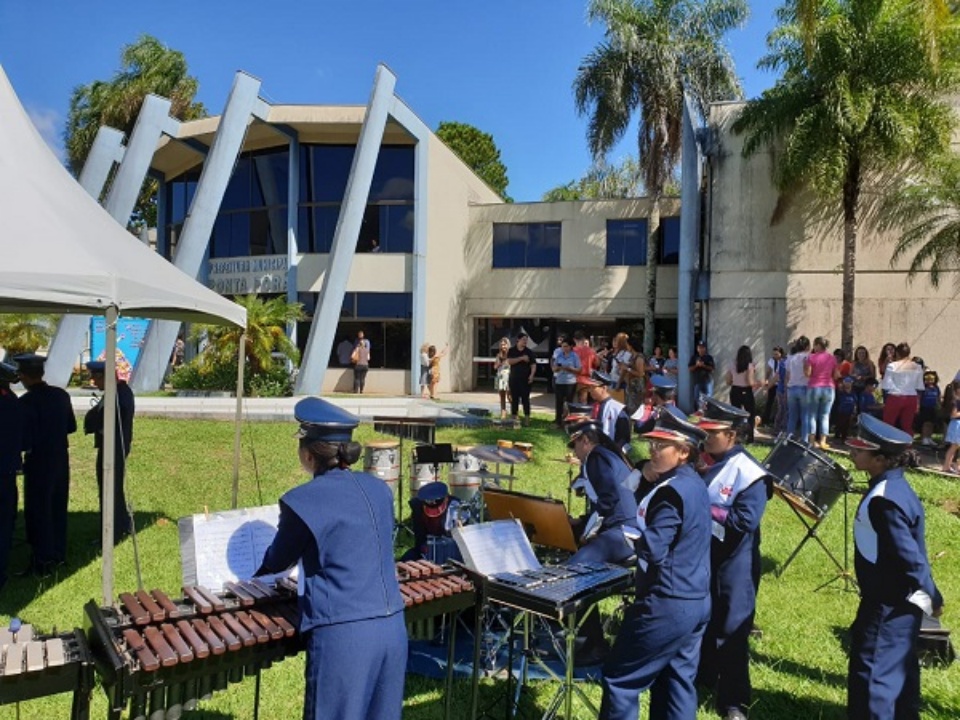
[85,564,476,720]
[84,580,300,720]
[0,623,94,719]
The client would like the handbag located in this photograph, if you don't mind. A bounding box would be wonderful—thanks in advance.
[350,347,360,364]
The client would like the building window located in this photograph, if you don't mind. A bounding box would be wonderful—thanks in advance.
[606,219,647,266]
[492,223,561,268]
[659,216,680,265]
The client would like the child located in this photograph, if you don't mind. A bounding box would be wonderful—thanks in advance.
[941,381,960,473]
[833,377,857,441]
[917,370,941,446]
[858,378,879,418]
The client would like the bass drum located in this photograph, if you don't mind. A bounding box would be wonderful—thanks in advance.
[763,435,850,520]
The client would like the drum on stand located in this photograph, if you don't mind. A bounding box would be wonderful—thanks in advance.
[450,446,483,502]
[410,450,441,498]
[364,441,400,497]
[763,435,851,520]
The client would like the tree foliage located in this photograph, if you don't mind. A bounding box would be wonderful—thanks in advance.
[574,0,747,353]
[0,315,58,359]
[435,121,511,200]
[65,35,207,228]
[733,0,959,352]
[542,157,646,201]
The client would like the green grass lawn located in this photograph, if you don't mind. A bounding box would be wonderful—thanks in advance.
[1,414,957,719]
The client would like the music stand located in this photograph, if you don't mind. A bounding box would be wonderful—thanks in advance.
[483,487,578,553]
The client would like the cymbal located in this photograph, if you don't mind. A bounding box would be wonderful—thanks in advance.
[468,445,529,465]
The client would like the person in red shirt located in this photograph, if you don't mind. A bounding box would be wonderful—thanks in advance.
[573,331,599,404]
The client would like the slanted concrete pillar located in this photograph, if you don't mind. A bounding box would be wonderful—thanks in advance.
[294,65,397,395]
[48,97,178,387]
[678,95,704,413]
[132,73,269,392]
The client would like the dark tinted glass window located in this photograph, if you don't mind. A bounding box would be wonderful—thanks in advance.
[308,145,355,203]
[660,216,680,265]
[370,147,415,201]
[492,223,561,268]
[606,219,647,266]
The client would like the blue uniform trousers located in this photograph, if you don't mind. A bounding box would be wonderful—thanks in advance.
[600,594,710,720]
[848,601,922,720]
[303,612,407,720]
[568,529,634,566]
[0,471,16,587]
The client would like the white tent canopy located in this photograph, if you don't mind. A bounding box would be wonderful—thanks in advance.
[0,65,246,605]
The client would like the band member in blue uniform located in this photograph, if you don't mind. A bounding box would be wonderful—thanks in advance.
[632,375,678,436]
[14,353,76,575]
[600,406,711,720]
[0,362,24,590]
[566,419,638,565]
[401,481,463,564]
[83,361,135,541]
[586,371,632,453]
[845,414,943,720]
[696,397,771,720]
[256,397,407,720]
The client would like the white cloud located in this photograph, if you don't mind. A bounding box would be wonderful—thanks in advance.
[26,106,65,162]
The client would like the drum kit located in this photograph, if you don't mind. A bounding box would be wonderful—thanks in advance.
[763,434,856,590]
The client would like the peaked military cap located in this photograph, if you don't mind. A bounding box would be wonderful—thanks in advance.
[567,419,603,448]
[697,396,750,430]
[642,405,707,446]
[650,374,677,397]
[86,361,106,373]
[294,397,359,442]
[846,413,912,455]
[417,481,449,504]
[12,353,47,373]
[0,361,18,384]
[591,370,614,387]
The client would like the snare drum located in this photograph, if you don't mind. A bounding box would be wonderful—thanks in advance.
[363,441,400,496]
[763,435,850,520]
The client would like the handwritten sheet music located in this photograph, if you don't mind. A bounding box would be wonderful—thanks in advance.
[452,519,541,576]
[178,505,296,589]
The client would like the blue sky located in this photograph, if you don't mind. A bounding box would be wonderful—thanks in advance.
[0,1,779,202]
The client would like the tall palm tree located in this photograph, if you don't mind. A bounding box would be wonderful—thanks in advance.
[192,295,304,374]
[733,0,958,354]
[880,155,960,288]
[574,0,747,355]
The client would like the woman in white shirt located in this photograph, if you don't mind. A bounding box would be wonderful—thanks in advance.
[784,336,811,440]
[880,342,925,435]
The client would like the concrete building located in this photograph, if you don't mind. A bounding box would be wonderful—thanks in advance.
[144,86,959,397]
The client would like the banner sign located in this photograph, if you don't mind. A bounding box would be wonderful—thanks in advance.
[208,255,288,295]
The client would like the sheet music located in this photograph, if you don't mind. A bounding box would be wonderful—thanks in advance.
[178,505,296,589]
[452,519,541,576]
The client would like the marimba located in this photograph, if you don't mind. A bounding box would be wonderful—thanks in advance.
[0,624,94,719]
[84,580,300,720]
[85,564,477,720]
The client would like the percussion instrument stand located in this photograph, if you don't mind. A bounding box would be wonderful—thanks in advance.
[813,488,857,593]
[776,502,846,582]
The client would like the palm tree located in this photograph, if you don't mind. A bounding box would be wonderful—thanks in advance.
[192,295,305,374]
[733,0,958,354]
[880,155,960,288]
[0,315,58,358]
[65,35,206,227]
[574,0,747,355]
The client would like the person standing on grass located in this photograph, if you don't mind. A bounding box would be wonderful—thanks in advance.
[688,340,716,403]
[940,380,960,474]
[14,353,76,577]
[600,406,711,720]
[845,414,943,720]
[507,332,537,424]
[573,331,599,404]
[695,398,771,720]
[805,336,839,449]
[0,361,24,591]
[725,345,759,443]
[551,336,581,427]
[256,397,406,720]
[880,342,924,435]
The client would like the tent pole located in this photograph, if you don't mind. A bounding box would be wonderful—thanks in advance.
[231,332,246,509]
[101,305,118,606]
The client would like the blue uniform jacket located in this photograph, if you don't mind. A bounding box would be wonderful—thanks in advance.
[19,382,76,472]
[702,446,769,633]
[854,467,941,610]
[635,463,711,600]
[585,445,638,532]
[0,389,23,476]
[259,468,404,633]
